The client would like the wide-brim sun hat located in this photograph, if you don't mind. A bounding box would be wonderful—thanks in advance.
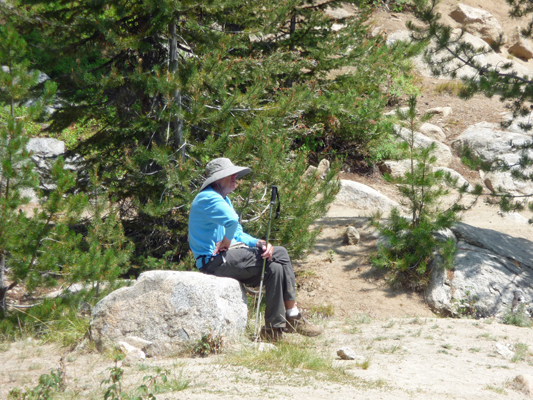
[200,157,251,191]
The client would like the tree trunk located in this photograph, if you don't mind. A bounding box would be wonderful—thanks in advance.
[289,14,296,52]
[0,253,6,316]
[169,21,184,161]
[286,14,297,88]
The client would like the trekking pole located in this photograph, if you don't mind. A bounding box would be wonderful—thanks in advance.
[254,185,279,341]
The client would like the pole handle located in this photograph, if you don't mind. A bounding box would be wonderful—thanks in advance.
[270,185,281,219]
[270,185,278,204]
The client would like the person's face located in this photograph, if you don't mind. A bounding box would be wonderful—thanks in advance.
[217,173,238,196]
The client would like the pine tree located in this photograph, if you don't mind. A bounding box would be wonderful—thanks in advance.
[0,23,53,314]
[0,23,132,316]
[370,96,469,291]
[2,1,422,267]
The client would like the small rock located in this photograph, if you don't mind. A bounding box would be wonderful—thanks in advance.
[378,162,392,175]
[426,107,453,118]
[337,347,357,360]
[511,375,531,395]
[497,212,529,224]
[316,159,330,179]
[345,226,360,245]
[304,165,318,178]
[304,159,330,179]
[484,178,495,193]
[419,122,446,142]
[384,107,410,116]
[251,342,277,352]
[118,341,146,362]
[495,343,514,359]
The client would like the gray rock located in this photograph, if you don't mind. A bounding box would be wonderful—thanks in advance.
[304,159,330,180]
[419,123,447,142]
[345,226,360,245]
[433,228,456,244]
[452,222,533,269]
[385,30,412,46]
[502,113,533,135]
[508,27,533,60]
[497,211,530,225]
[382,160,411,178]
[394,126,453,167]
[304,165,318,178]
[316,159,330,179]
[337,347,357,360]
[26,138,65,157]
[90,271,248,356]
[333,180,400,215]
[450,4,505,45]
[451,122,533,162]
[425,259,453,313]
[118,341,146,361]
[451,122,533,195]
[495,343,514,359]
[480,170,533,196]
[426,107,453,118]
[382,162,472,192]
[384,106,410,116]
[435,167,474,192]
[425,223,533,317]
[324,3,357,19]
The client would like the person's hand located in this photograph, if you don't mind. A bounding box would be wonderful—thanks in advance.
[213,237,231,255]
[257,240,273,261]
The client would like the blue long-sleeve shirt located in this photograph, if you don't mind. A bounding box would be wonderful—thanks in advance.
[188,186,258,269]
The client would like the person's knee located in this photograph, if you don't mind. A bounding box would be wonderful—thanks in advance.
[273,246,289,259]
[266,261,283,277]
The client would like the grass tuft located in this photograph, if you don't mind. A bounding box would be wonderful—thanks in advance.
[434,81,466,96]
[309,304,335,319]
[511,343,530,363]
[502,305,532,328]
[346,314,372,325]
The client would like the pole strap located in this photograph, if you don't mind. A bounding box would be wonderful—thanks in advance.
[270,185,281,219]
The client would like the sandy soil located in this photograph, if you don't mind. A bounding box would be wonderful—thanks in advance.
[2,1,533,399]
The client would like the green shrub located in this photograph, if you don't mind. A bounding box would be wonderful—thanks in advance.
[192,333,223,357]
[8,368,65,400]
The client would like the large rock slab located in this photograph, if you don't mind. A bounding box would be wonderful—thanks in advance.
[333,180,400,215]
[90,271,248,356]
[452,223,533,268]
[451,122,533,195]
[425,223,533,317]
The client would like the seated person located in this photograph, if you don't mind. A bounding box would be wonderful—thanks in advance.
[188,157,323,340]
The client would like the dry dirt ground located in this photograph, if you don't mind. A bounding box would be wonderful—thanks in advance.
[3,2,533,399]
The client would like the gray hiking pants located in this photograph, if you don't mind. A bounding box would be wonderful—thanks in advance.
[200,246,296,328]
